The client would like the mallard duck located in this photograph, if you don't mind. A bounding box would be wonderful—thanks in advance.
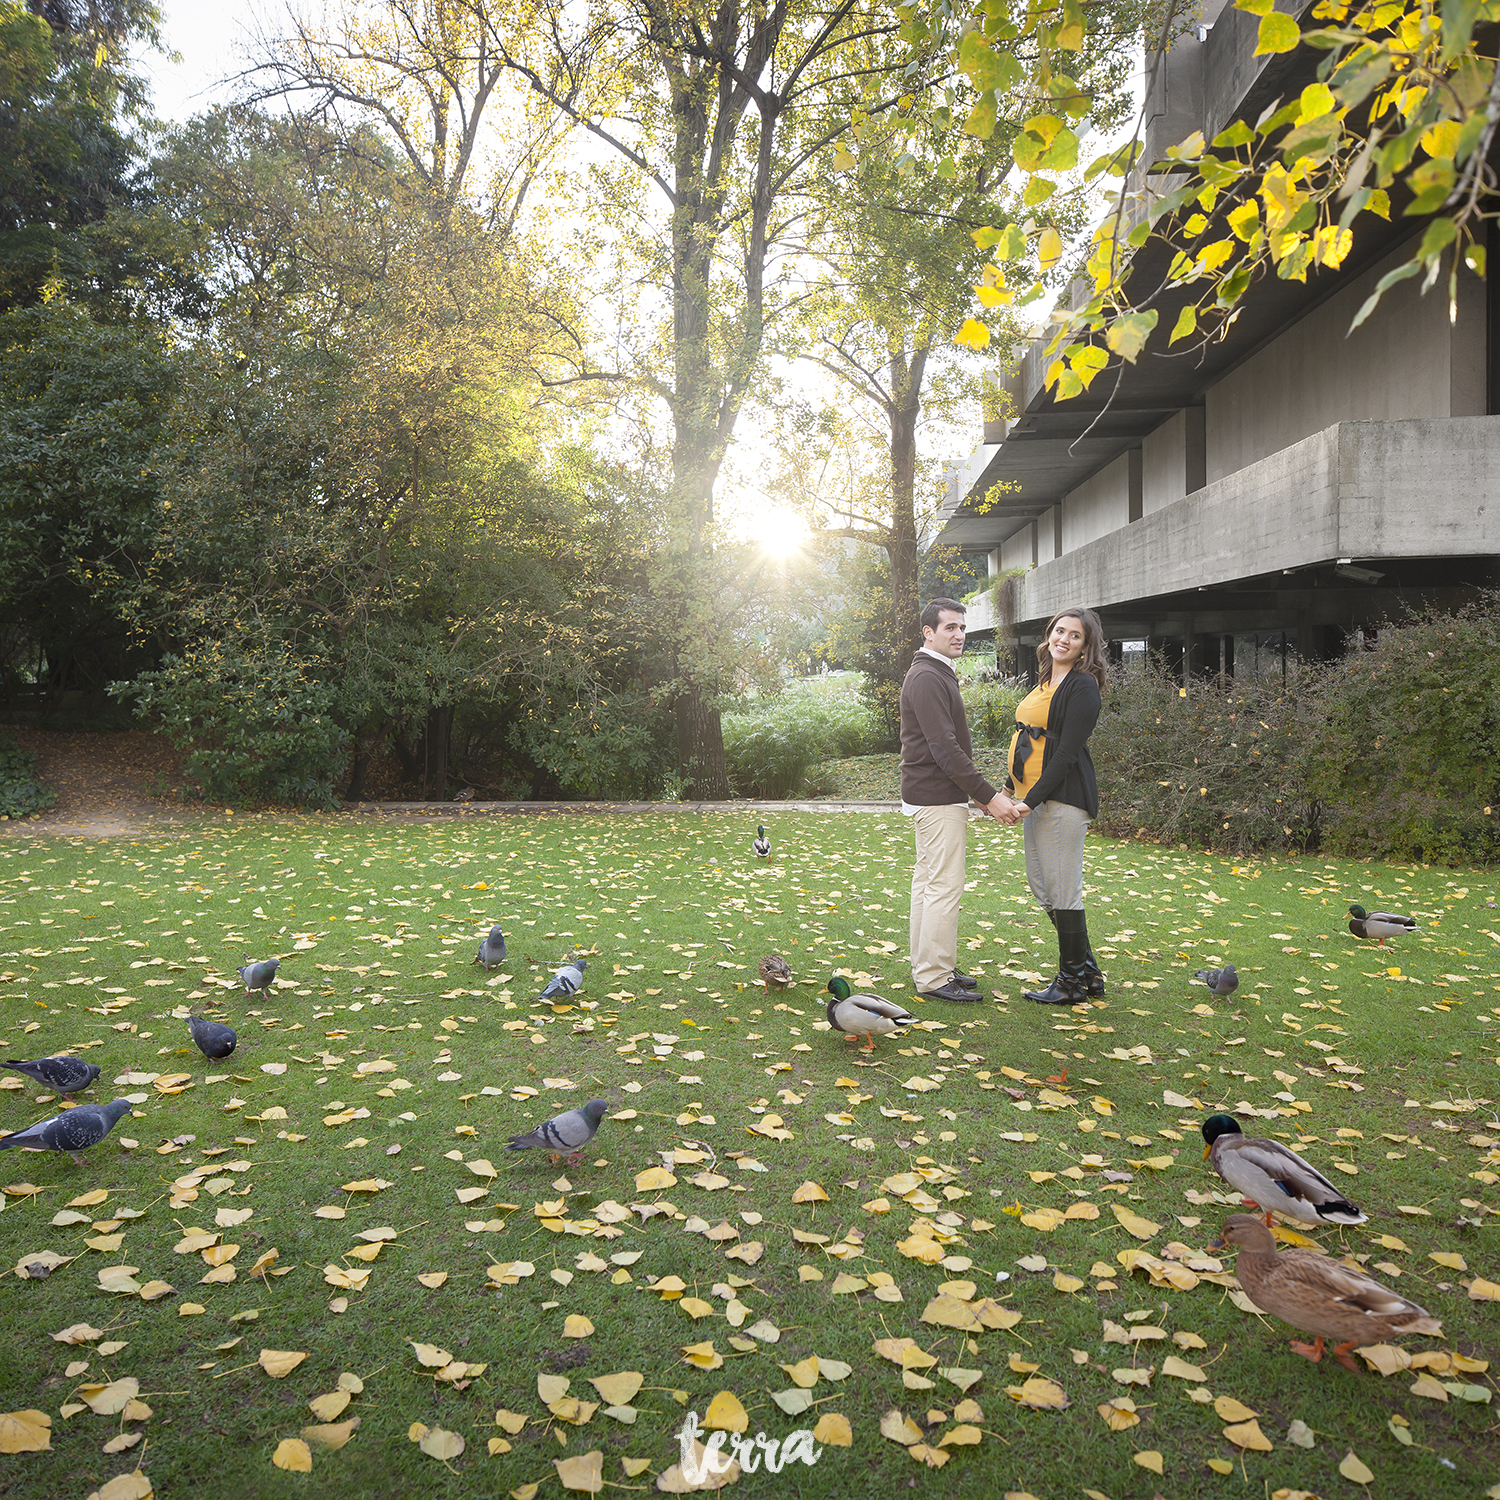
[1217,1214,1440,1371]
[752,825,771,858]
[759,954,793,990]
[1202,1114,1366,1227]
[826,976,914,1051]
[1348,903,1417,946]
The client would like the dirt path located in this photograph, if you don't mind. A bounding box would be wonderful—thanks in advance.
[0,727,193,838]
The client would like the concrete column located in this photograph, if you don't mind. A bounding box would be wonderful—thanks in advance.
[1185,403,1207,492]
[1128,447,1144,522]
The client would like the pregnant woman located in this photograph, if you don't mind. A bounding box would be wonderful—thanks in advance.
[1002,607,1109,1006]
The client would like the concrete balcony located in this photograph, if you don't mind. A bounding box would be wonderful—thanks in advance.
[1010,416,1500,628]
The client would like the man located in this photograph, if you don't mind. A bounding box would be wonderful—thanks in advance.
[900,598,1009,1003]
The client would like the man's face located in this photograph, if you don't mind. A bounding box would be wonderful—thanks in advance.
[922,609,966,659]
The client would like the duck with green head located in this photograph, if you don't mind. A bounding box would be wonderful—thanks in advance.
[826,976,914,1052]
[752,825,771,858]
[1202,1113,1366,1227]
[1347,903,1417,946]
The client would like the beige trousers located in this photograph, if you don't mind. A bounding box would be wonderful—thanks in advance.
[909,803,969,991]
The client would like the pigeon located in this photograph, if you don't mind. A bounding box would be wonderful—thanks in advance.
[475,924,508,971]
[505,1099,609,1162]
[759,953,793,990]
[1348,904,1418,946]
[238,956,280,998]
[1192,963,1238,997]
[752,825,771,858]
[826,976,914,1051]
[539,959,587,1000]
[0,1098,133,1164]
[1,1056,100,1098]
[186,1015,237,1061]
[1202,1114,1366,1227]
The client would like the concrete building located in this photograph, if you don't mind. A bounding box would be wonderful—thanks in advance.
[935,0,1500,677]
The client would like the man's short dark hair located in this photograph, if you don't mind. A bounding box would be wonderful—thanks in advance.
[920,597,967,633]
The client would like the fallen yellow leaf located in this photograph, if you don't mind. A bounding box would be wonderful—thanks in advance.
[1223,1418,1273,1451]
[272,1438,312,1472]
[703,1391,749,1432]
[0,1410,51,1453]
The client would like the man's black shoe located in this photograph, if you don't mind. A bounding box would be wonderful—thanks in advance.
[952,969,979,990]
[919,980,983,1002]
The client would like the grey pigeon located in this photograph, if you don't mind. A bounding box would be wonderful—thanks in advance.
[505,1099,608,1161]
[2,1056,100,1097]
[1193,963,1238,997]
[238,956,280,998]
[0,1098,132,1163]
[752,824,770,858]
[475,924,508,971]
[539,959,587,1000]
[187,1015,237,1061]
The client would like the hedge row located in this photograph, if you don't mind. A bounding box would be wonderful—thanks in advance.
[1092,596,1499,864]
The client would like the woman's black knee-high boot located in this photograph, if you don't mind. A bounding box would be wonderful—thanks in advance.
[1078,910,1105,998]
[1023,909,1088,1005]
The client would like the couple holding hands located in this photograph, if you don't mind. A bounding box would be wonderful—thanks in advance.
[900,598,1107,1007]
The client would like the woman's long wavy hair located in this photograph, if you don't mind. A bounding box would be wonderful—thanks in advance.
[1036,606,1109,689]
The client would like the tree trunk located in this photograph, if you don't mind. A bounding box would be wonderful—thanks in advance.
[346,746,369,801]
[674,681,727,800]
[887,341,929,659]
[432,704,450,800]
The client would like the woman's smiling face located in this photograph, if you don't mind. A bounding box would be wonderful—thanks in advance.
[1048,615,1086,666]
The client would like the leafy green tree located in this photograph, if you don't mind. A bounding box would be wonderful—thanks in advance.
[487,0,946,795]
[0,0,171,314]
[0,302,174,697]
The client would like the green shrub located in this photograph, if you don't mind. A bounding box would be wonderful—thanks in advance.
[1088,595,1500,864]
[1305,597,1500,863]
[961,674,1029,747]
[1091,659,1318,856]
[116,639,349,810]
[722,676,877,798]
[0,737,57,819]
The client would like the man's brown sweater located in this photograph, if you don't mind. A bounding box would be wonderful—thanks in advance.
[898,651,1000,807]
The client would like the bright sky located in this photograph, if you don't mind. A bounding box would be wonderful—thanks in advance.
[140,0,257,124]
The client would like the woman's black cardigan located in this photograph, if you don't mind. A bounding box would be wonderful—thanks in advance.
[1006,670,1101,818]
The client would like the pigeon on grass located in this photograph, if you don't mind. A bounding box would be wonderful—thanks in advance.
[475,925,508,971]
[505,1099,608,1164]
[539,959,587,1001]
[238,957,280,998]
[0,1099,132,1164]
[1191,963,1238,997]
[187,1016,237,1061]
[2,1056,100,1098]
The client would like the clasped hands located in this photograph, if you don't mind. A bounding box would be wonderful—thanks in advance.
[981,793,1028,826]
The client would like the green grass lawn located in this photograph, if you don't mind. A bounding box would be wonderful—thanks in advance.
[0,810,1497,1500]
